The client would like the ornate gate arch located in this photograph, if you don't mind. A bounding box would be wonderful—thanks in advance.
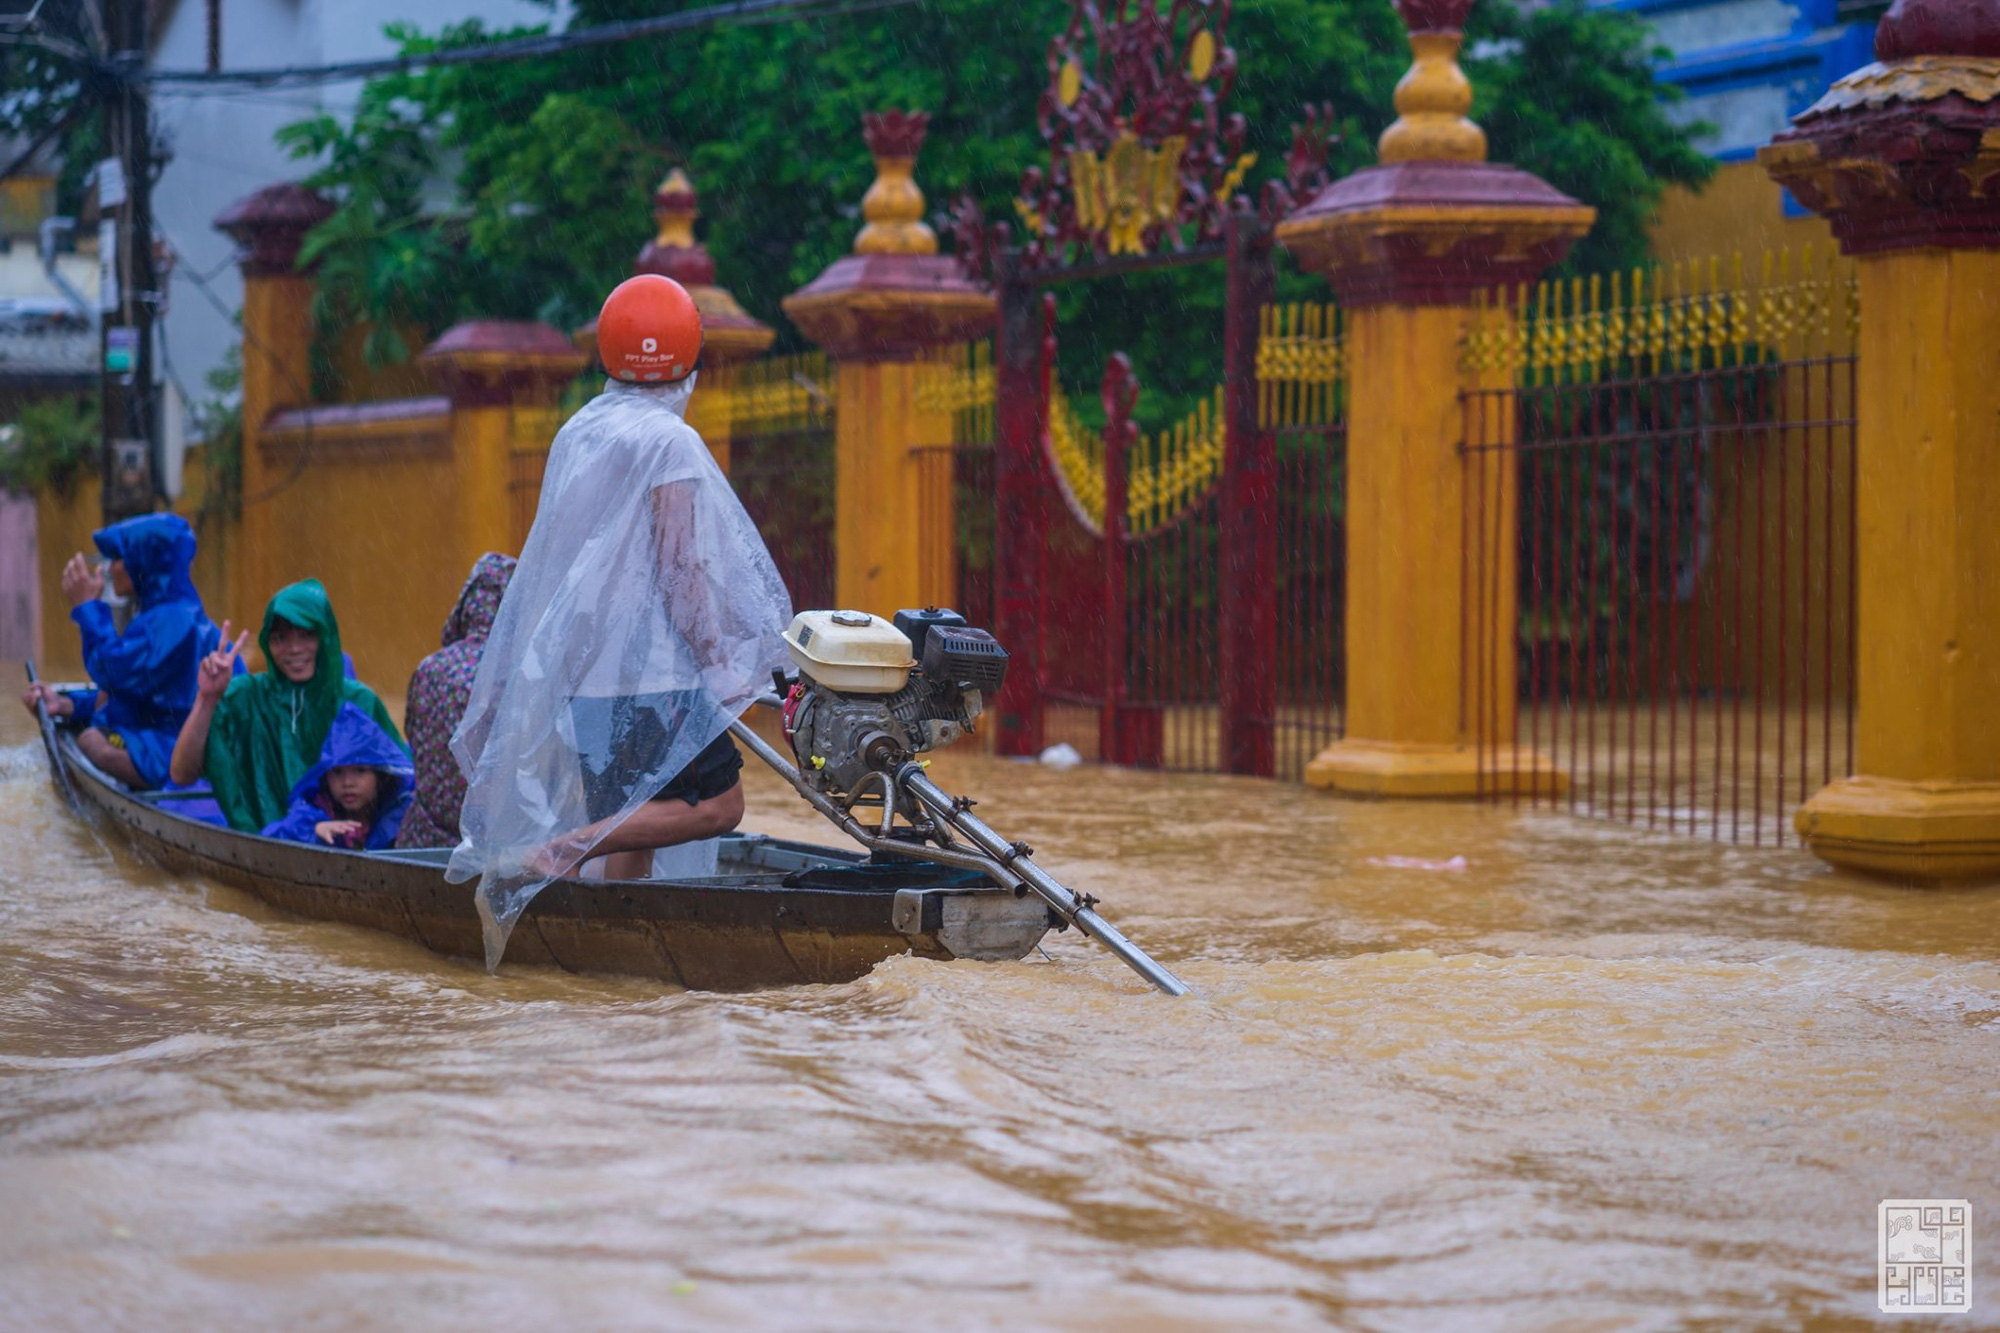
[950,0,1338,775]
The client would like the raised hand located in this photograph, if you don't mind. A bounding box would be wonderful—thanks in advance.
[198,623,250,704]
[315,820,364,846]
[19,682,72,719]
[60,553,103,608]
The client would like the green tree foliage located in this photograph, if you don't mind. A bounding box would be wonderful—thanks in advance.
[0,393,98,494]
[191,346,245,530]
[0,0,107,212]
[279,0,1711,428]
[1469,0,1714,278]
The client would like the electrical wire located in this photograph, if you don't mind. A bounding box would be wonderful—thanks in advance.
[149,86,348,114]
[160,225,320,510]
[0,1,50,30]
[26,0,915,506]
[4,0,911,187]
[142,0,917,88]
[0,27,94,63]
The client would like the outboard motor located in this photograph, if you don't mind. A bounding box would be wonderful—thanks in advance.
[778,607,1008,799]
[730,607,1188,996]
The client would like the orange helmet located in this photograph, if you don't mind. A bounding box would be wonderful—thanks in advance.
[598,274,702,383]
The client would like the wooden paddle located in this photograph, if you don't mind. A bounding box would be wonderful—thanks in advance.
[24,660,82,816]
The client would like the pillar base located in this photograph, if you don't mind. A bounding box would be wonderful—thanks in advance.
[1302,739,1567,799]
[1795,776,2000,884]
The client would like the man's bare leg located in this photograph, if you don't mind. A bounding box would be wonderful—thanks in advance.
[78,729,144,787]
[596,783,746,881]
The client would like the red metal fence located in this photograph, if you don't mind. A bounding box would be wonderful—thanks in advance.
[724,353,837,615]
[911,442,996,630]
[1461,253,1858,844]
[1263,302,1347,778]
[976,261,1348,778]
[913,341,997,630]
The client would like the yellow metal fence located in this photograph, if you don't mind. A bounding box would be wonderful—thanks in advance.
[1256,300,1345,428]
[1462,246,1859,381]
[710,350,838,432]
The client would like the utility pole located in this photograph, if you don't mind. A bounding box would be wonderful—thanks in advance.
[97,0,158,525]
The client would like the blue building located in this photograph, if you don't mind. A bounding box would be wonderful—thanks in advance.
[1603,0,1881,260]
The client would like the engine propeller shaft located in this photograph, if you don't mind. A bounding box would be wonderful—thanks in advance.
[728,714,1191,997]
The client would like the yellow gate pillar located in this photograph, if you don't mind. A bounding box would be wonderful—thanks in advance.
[213,182,334,621]
[1761,0,2000,881]
[783,111,994,618]
[420,321,585,562]
[1276,0,1593,797]
[573,167,775,474]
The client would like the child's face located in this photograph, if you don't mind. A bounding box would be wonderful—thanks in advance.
[267,620,320,682]
[326,766,381,816]
[107,560,134,598]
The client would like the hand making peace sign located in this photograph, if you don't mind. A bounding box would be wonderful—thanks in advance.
[198,621,251,704]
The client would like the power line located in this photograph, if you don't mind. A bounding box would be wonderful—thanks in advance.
[142,0,917,89]
[0,25,94,63]
[161,224,321,509]
[0,0,912,187]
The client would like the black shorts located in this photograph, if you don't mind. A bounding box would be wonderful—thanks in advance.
[651,729,742,807]
[571,692,743,824]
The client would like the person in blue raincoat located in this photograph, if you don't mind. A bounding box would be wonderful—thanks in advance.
[260,702,414,850]
[17,513,227,789]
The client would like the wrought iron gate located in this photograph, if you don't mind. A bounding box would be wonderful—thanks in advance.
[1461,250,1859,844]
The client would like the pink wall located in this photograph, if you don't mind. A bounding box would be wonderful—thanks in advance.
[0,490,40,664]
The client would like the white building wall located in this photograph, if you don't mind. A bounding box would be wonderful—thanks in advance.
[149,0,561,409]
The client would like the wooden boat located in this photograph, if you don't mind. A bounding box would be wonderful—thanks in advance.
[46,732,1052,989]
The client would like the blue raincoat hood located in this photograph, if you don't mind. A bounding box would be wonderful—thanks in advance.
[66,511,223,786]
[93,513,199,609]
[283,702,416,812]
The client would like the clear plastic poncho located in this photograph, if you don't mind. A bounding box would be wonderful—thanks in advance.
[446,376,793,968]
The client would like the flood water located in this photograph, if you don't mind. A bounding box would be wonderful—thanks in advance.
[2,697,1997,1331]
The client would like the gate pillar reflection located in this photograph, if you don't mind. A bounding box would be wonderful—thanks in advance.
[1276,0,1592,797]
[784,111,995,621]
[1761,0,2000,881]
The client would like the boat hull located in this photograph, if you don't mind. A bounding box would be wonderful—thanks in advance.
[55,735,1051,989]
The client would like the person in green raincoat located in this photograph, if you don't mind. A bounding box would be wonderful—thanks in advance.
[169,579,405,832]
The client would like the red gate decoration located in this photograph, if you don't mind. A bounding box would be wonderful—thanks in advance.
[1015,0,1250,266]
[969,0,1340,775]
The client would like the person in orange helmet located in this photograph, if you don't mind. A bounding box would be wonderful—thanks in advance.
[445,274,794,968]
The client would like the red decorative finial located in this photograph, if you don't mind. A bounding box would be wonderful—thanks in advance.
[861,110,930,160]
[1763,0,2000,253]
[635,167,716,286]
[655,168,698,226]
[855,111,937,255]
[214,182,335,275]
[1395,0,1476,34]
[1875,0,2000,59]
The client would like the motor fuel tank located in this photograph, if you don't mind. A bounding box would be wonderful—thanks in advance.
[783,610,915,694]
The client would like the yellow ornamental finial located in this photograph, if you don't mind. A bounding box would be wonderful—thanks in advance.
[654,168,698,250]
[1377,0,1487,164]
[855,111,938,256]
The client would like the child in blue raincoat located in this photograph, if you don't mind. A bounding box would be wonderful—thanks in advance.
[18,513,229,789]
[260,702,414,850]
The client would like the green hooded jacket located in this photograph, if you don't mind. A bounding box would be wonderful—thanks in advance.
[205,579,405,832]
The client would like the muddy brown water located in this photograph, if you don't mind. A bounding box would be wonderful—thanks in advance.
[2,699,1996,1330]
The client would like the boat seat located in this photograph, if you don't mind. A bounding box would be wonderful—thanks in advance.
[367,847,455,865]
[365,832,779,871]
